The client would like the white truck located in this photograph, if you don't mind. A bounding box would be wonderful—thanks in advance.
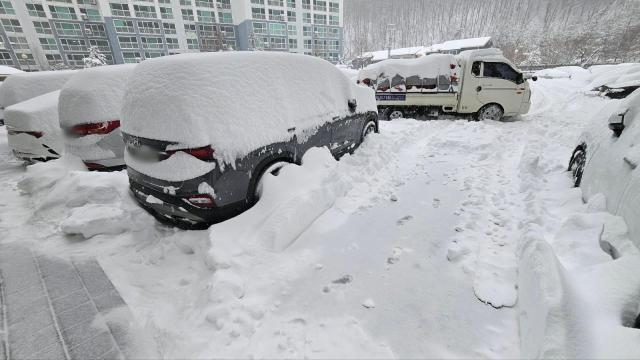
[357,48,535,121]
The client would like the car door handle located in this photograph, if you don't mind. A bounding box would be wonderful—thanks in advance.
[476,86,482,92]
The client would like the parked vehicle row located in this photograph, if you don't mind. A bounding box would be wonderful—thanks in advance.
[357,48,536,121]
[1,52,378,228]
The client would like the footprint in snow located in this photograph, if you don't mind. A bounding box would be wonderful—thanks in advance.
[432,197,441,208]
[396,215,413,226]
[387,247,403,265]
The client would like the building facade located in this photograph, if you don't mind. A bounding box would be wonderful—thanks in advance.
[0,0,343,71]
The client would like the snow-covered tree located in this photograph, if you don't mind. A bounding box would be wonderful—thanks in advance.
[83,46,107,68]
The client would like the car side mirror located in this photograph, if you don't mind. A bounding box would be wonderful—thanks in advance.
[531,75,538,81]
[608,108,629,137]
[348,99,357,112]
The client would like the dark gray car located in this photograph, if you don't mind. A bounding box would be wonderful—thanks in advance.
[121,52,378,229]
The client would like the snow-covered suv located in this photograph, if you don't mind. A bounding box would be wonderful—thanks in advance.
[121,52,378,229]
[568,88,640,246]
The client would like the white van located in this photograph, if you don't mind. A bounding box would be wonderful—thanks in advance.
[358,48,534,121]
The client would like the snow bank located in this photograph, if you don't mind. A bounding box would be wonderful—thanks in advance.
[358,53,457,82]
[587,63,640,89]
[0,70,75,108]
[122,52,371,164]
[4,90,60,133]
[59,64,135,127]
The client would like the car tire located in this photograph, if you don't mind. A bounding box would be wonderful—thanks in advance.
[361,119,377,141]
[568,147,586,187]
[386,108,404,120]
[253,160,290,200]
[476,104,504,121]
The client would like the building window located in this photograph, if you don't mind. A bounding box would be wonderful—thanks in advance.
[54,22,83,36]
[181,9,194,21]
[26,4,46,17]
[141,37,163,49]
[197,10,215,22]
[144,52,164,59]
[302,12,311,23]
[163,22,176,34]
[134,5,157,18]
[187,38,198,49]
[287,24,296,36]
[314,14,326,25]
[17,53,36,67]
[33,21,52,35]
[313,0,326,11]
[1,19,22,33]
[251,8,265,20]
[216,0,231,9]
[166,37,178,49]
[59,38,86,51]
[85,23,107,37]
[269,22,286,36]
[45,53,63,66]
[180,0,192,5]
[303,25,311,37]
[184,23,196,33]
[223,39,235,49]
[220,25,234,37]
[288,38,297,48]
[89,39,110,52]
[218,11,232,23]
[0,1,15,15]
[79,8,102,22]
[122,52,142,63]
[196,0,214,7]
[158,0,171,3]
[66,53,85,67]
[251,0,264,4]
[268,9,284,21]
[49,6,77,20]
[287,0,296,7]
[314,26,327,37]
[118,36,138,49]
[328,27,339,38]
[287,10,296,22]
[39,37,58,51]
[329,1,339,13]
[329,15,339,26]
[109,3,130,17]
[268,0,284,6]
[113,19,135,33]
[138,21,162,34]
[329,39,339,51]
[302,0,310,10]
[252,22,267,35]
[160,7,173,19]
[303,39,311,49]
[198,24,216,37]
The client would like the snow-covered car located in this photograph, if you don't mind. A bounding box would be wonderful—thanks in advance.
[5,91,63,162]
[121,52,378,228]
[588,63,640,99]
[59,64,136,171]
[568,88,640,245]
[0,65,23,125]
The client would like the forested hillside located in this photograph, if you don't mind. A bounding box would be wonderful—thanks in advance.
[343,0,640,65]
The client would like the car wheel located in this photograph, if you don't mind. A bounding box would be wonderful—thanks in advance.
[476,104,504,121]
[388,109,404,120]
[568,147,586,187]
[361,120,377,141]
[254,161,290,199]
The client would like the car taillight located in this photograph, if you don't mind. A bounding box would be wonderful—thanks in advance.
[166,146,215,161]
[183,194,216,208]
[7,130,43,138]
[450,75,458,83]
[69,120,120,136]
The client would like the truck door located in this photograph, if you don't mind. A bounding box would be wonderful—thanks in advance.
[476,62,525,114]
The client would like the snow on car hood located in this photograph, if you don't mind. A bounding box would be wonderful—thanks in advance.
[0,70,75,108]
[4,90,60,133]
[59,64,136,127]
[121,52,370,164]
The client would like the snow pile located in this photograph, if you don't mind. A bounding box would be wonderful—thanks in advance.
[59,64,135,127]
[587,63,640,89]
[122,52,372,165]
[0,70,75,108]
[0,65,22,75]
[534,66,590,80]
[358,53,457,83]
[4,91,60,133]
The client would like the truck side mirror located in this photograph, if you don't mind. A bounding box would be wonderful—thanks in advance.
[531,76,538,81]
[348,99,357,112]
[608,109,629,137]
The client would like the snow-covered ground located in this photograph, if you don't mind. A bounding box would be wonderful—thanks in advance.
[1,68,639,358]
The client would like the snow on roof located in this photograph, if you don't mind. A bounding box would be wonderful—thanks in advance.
[121,52,372,164]
[358,53,457,80]
[0,70,75,108]
[425,37,492,53]
[4,90,60,133]
[0,65,22,75]
[59,64,136,127]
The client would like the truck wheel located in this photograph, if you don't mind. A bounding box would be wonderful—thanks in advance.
[476,104,504,121]
[388,109,404,120]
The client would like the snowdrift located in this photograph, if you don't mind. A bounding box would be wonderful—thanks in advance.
[0,70,75,108]
[121,52,375,164]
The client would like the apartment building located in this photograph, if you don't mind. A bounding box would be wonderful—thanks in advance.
[0,0,342,71]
